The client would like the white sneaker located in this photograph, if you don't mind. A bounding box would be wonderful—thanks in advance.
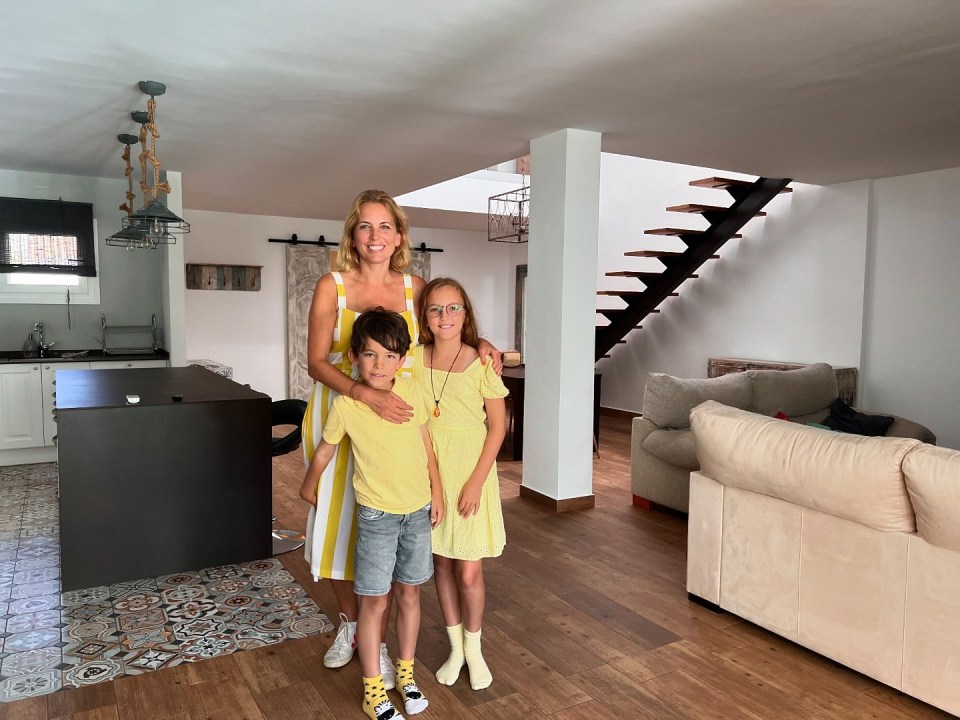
[380,643,396,690]
[323,612,357,668]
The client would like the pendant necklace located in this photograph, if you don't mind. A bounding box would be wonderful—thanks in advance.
[429,343,463,417]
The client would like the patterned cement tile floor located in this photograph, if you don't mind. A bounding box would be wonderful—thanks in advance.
[0,463,332,703]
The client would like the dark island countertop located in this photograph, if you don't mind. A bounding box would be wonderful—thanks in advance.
[0,349,170,364]
[56,366,266,410]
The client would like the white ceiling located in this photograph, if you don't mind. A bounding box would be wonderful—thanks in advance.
[2,1,959,223]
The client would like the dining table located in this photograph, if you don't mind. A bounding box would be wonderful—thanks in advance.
[500,366,601,461]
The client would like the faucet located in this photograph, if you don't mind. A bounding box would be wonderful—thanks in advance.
[34,322,55,357]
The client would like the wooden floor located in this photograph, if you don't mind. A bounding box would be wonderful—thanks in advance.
[3,414,953,719]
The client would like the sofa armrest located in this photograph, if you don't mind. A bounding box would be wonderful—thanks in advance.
[882,414,937,445]
[631,416,694,512]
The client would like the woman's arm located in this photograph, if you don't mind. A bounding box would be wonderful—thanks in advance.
[457,396,507,518]
[307,274,356,395]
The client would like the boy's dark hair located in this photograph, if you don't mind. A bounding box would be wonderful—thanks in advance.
[350,307,411,358]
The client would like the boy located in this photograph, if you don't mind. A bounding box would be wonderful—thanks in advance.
[300,308,443,720]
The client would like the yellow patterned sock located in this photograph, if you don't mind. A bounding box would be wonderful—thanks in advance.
[396,658,429,715]
[362,675,403,720]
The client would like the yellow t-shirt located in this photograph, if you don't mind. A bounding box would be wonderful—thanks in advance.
[322,376,432,514]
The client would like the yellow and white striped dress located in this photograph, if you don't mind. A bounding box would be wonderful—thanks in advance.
[301,271,418,581]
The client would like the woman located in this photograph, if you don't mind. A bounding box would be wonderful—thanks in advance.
[302,189,499,679]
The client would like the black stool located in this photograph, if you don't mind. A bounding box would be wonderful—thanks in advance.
[271,399,308,554]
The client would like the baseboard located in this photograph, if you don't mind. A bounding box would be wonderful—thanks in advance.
[519,485,595,512]
[0,446,57,467]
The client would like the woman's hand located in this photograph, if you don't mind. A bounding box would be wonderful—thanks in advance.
[357,383,414,423]
[457,478,483,518]
[477,338,502,374]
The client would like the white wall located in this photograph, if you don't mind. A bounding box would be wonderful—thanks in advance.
[862,167,960,449]
[598,154,870,413]
[183,210,515,400]
[597,155,960,449]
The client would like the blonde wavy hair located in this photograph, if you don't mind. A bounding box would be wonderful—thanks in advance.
[334,189,412,272]
[417,277,480,348]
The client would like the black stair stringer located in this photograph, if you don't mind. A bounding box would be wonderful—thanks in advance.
[595,177,792,361]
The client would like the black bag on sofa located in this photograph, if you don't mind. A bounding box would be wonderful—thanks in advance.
[821,398,894,437]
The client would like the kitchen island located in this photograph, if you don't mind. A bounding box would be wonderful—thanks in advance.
[56,366,272,591]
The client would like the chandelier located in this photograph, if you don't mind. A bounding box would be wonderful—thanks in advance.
[106,81,190,250]
[488,156,530,243]
[487,185,529,243]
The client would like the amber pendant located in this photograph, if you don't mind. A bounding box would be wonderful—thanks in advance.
[433,404,441,417]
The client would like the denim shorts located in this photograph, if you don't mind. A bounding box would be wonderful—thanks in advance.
[354,503,433,596]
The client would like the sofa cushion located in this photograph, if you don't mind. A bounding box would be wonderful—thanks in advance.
[642,371,752,429]
[690,401,919,533]
[642,428,699,469]
[749,363,838,418]
[903,444,960,551]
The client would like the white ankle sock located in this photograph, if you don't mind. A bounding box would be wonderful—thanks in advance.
[435,623,465,686]
[463,627,492,690]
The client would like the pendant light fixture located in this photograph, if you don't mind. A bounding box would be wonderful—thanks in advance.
[107,80,190,249]
[488,156,530,243]
[106,133,163,250]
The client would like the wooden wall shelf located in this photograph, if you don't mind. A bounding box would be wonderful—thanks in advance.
[186,264,262,291]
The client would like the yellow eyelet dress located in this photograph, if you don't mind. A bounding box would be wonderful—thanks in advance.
[301,272,418,581]
[413,345,509,561]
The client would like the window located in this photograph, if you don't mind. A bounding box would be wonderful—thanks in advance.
[0,197,100,304]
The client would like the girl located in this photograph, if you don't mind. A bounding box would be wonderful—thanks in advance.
[413,278,508,690]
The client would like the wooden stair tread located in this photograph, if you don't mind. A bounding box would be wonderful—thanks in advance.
[646,227,742,238]
[595,323,645,330]
[690,176,793,193]
[667,203,766,217]
[625,250,719,258]
[605,271,661,278]
[604,271,698,279]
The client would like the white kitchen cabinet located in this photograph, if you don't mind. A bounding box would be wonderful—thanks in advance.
[89,359,169,370]
[0,363,44,450]
[41,361,90,447]
[0,356,170,464]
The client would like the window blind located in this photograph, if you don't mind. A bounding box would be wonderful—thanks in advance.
[0,197,96,277]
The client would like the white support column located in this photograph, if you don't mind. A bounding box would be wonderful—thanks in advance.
[521,129,601,510]
[162,171,187,366]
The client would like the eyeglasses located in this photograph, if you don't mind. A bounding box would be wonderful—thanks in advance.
[426,303,465,318]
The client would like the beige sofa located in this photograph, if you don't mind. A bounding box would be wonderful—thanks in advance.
[631,363,935,512]
[687,401,960,717]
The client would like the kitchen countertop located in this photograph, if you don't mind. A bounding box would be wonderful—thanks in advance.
[0,349,170,363]
[56,366,265,410]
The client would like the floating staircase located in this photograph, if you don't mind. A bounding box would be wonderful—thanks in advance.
[595,176,792,361]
